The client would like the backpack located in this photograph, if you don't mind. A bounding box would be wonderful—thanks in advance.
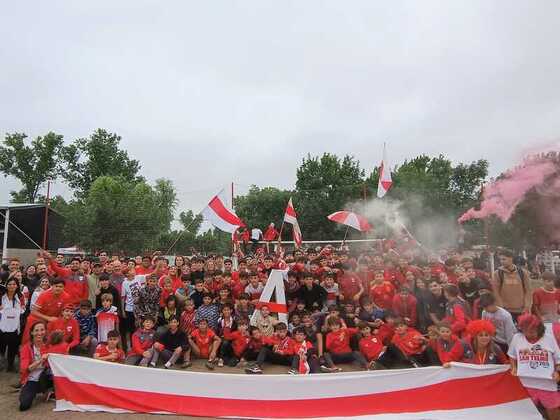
[497,266,527,294]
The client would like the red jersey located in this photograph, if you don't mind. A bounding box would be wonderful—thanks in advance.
[326,327,358,354]
[94,344,125,362]
[378,323,395,345]
[48,261,89,305]
[224,330,251,357]
[391,294,418,327]
[359,335,385,361]
[159,275,182,291]
[532,287,560,320]
[263,334,294,355]
[47,317,80,349]
[190,328,216,358]
[391,328,425,356]
[33,289,72,318]
[339,274,362,302]
[369,282,396,310]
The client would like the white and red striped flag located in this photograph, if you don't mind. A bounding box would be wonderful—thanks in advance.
[49,354,540,419]
[201,190,245,233]
[283,197,302,247]
[377,142,393,198]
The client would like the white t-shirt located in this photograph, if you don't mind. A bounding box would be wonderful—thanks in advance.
[508,332,560,391]
[121,275,146,312]
[251,228,263,240]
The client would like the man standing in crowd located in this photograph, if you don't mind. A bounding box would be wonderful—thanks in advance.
[491,249,531,322]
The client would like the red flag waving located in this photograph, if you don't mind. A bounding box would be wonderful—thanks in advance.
[283,198,303,247]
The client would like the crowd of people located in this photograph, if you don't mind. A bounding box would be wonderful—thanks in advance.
[1,241,560,418]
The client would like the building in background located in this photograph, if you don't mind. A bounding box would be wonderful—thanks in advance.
[1,203,64,266]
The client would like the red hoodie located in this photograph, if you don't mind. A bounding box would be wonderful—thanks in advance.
[263,334,294,355]
[430,336,464,364]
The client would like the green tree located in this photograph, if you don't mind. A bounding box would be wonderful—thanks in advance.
[60,176,177,253]
[234,186,292,231]
[60,129,141,198]
[0,132,63,202]
[295,153,365,240]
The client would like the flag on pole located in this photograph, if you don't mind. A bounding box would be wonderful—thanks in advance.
[377,143,393,198]
[283,197,302,247]
[201,190,245,233]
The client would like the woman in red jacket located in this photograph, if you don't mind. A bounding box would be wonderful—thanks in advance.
[19,320,52,411]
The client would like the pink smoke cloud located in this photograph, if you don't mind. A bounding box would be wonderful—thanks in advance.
[458,158,557,223]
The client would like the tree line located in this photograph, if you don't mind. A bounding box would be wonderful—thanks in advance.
[0,129,541,254]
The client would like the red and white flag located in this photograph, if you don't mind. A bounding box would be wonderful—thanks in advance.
[50,354,540,419]
[283,197,302,247]
[201,191,245,233]
[377,143,393,198]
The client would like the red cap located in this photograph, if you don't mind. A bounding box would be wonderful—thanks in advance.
[63,303,74,310]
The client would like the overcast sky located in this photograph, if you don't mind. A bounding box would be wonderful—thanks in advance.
[1,1,560,216]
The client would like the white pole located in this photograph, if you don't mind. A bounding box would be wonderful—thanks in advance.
[490,251,495,274]
[2,208,9,264]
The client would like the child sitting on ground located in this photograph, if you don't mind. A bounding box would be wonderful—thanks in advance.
[358,321,386,370]
[245,322,294,374]
[94,330,125,363]
[73,300,98,357]
[188,318,222,370]
[322,317,368,372]
[221,318,251,367]
[150,316,190,369]
[429,322,464,367]
[126,317,156,367]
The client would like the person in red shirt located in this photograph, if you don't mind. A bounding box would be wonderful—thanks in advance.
[221,318,251,366]
[443,284,470,337]
[532,271,560,322]
[338,270,364,303]
[290,327,319,374]
[188,318,221,369]
[43,251,88,306]
[383,318,433,368]
[245,323,294,374]
[19,321,51,411]
[135,255,154,276]
[391,286,418,327]
[22,278,72,344]
[125,317,156,366]
[47,304,80,351]
[369,270,396,310]
[358,322,386,370]
[46,330,70,355]
[93,330,125,363]
[429,322,464,367]
[321,317,368,372]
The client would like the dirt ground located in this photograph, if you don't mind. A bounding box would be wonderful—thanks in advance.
[0,360,362,419]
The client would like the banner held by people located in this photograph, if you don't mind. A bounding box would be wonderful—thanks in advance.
[49,354,539,419]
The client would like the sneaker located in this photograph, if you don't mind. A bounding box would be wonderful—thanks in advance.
[217,358,224,367]
[149,362,157,368]
[288,368,298,375]
[245,365,263,374]
[164,362,171,369]
[205,360,216,370]
[181,361,192,369]
[319,365,338,373]
[411,360,421,368]
[368,361,379,370]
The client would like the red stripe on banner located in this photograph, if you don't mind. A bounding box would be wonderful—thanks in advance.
[256,302,288,313]
[54,371,529,418]
[208,196,244,227]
